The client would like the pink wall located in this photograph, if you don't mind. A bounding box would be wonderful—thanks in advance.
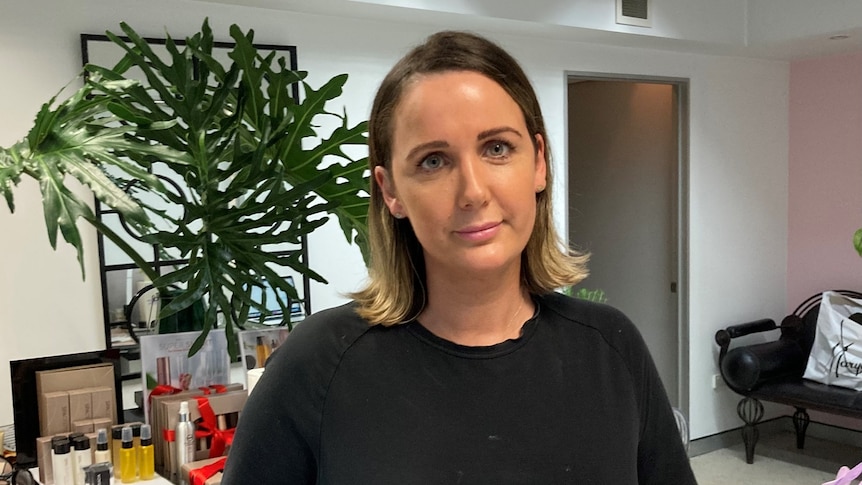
[788,52,862,309]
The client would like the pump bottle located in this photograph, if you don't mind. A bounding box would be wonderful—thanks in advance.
[94,428,111,465]
[111,426,123,469]
[120,426,137,483]
[175,401,196,485]
[139,424,155,480]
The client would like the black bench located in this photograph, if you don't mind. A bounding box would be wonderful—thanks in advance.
[715,290,862,464]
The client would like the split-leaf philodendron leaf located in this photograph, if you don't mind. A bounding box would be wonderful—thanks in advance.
[0,19,370,359]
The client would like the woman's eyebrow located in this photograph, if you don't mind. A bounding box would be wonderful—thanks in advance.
[406,140,449,161]
[404,127,522,160]
[477,126,522,140]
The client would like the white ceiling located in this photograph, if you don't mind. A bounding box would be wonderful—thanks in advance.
[196,0,862,60]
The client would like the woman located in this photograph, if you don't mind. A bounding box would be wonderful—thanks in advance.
[223,31,696,484]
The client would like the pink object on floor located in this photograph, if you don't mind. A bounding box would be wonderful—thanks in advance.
[823,462,862,485]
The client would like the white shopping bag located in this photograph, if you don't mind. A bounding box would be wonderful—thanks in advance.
[803,291,862,390]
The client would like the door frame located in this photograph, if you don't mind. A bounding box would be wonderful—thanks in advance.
[563,71,691,419]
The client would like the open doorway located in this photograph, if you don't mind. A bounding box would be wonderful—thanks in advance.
[566,74,689,414]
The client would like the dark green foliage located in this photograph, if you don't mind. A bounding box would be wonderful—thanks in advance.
[0,20,369,359]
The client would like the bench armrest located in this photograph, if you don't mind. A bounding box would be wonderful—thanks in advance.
[715,319,777,361]
[720,339,806,393]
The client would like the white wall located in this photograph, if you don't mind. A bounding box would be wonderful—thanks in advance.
[0,0,788,440]
[348,0,749,45]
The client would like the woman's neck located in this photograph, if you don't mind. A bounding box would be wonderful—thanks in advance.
[418,267,534,346]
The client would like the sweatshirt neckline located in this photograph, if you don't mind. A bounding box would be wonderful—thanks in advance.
[406,298,541,359]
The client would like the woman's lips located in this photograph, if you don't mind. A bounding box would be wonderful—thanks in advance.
[455,222,501,242]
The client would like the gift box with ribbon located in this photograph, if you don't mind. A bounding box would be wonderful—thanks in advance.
[150,383,242,478]
[182,456,227,485]
[153,386,246,482]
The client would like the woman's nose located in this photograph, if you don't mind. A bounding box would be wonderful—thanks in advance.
[456,156,489,210]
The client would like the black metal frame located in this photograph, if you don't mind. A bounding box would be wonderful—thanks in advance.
[80,33,311,361]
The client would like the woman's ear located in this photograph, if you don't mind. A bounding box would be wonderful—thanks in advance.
[533,134,547,191]
[374,166,405,218]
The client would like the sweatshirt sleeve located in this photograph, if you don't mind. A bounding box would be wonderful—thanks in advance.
[222,304,367,485]
[221,327,320,484]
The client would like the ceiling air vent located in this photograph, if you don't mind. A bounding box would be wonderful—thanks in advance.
[616,0,651,27]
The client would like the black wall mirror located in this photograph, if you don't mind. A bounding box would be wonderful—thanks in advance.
[80,33,308,375]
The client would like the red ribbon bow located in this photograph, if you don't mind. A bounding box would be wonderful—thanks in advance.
[197,384,228,395]
[193,396,236,458]
[148,384,183,404]
[189,457,227,485]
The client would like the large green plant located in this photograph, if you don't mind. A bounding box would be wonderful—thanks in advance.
[855,228,862,257]
[0,20,369,358]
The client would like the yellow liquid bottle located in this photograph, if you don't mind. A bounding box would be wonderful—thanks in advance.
[120,426,137,483]
[139,424,155,480]
[132,423,142,477]
[112,426,123,470]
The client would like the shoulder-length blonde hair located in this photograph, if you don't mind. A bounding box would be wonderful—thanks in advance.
[351,31,588,325]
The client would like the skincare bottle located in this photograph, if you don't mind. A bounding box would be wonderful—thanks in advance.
[52,437,73,485]
[256,336,270,367]
[131,423,142,475]
[175,401,196,485]
[120,426,136,483]
[139,424,155,480]
[94,428,111,465]
[72,435,93,485]
[156,356,171,386]
[111,426,123,468]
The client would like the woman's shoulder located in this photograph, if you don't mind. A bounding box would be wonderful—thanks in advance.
[538,291,631,328]
[264,301,372,375]
[535,291,647,355]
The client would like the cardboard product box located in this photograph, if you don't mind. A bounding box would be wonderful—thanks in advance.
[181,457,225,485]
[68,388,93,423]
[72,419,95,434]
[149,384,243,478]
[158,390,247,484]
[92,417,113,436]
[36,435,55,485]
[90,386,114,420]
[38,391,70,436]
[73,417,113,435]
[36,363,117,423]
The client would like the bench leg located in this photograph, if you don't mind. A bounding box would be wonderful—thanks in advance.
[737,397,765,464]
[793,407,810,449]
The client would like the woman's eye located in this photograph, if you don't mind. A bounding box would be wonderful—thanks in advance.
[486,141,512,158]
[420,154,444,170]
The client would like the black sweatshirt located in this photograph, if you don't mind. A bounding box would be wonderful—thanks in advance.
[223,292,696,484]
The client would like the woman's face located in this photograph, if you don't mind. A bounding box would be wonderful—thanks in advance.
[375,70,546,280]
